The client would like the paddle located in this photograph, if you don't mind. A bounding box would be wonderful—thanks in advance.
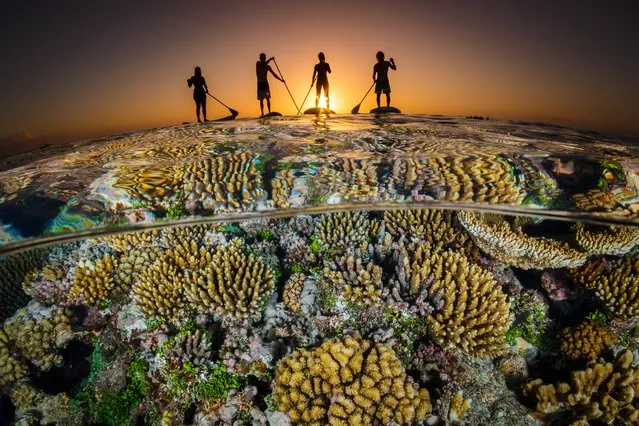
[206,92,239,117]
[272,59,300,114]
[297,79,315,115]
[350,82,376,114]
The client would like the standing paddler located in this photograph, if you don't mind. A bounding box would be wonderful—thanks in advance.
[256,53,285,117]
[372,51,397,109]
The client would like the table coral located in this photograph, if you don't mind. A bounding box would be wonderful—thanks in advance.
[574,222,639,256]
[274,335,431,425]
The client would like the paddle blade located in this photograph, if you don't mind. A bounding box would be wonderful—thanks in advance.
[230,108,239,117]
[351,104,361,114]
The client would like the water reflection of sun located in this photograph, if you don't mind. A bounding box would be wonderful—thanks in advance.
[317,93,338,112]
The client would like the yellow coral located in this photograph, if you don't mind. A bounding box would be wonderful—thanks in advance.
[101,229,160,252]
[522,349,639,424]
[0,328,27,386]
[411,243,512,357]
[68,255,118,305]
[283,273,305,313]
[570,258,639,319]
[131,259,186,319]
[574,222,639,256]
[447,390,471,425]
[114,246,165,287]
[315,211,371,252]
[160,224,215,247]
[184,246,273,318]
[274,335,431,425]
[559,320,617,361]
[458,211,588,270]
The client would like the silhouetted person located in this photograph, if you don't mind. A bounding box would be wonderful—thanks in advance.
[187,66,208,122]
[373,51,397,108]
[312,52,332,110]
[256,53,285,116]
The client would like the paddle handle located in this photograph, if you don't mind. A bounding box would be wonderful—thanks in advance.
[298,83,314,115]
[358,82,375,105]
[273,59,300,114]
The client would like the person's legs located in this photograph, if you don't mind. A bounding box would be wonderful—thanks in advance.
[376,93,381,108]
[195,100,201,122]
[315,81,321,108]
[259,99,264,116]
[202,99,208,121]
[267,97,271,114]
[386,93,391,107]
[325,82,330,110]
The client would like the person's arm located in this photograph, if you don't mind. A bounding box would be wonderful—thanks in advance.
[327,63,332,74]
[312,65,317,85]
[268,65,284,82]
[389,58,397,70]
[267,56,275,63]
[187,77,192,87]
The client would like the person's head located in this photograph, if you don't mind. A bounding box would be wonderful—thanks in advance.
[259,53,266,61]
[318,52,325,62]
[194,66,201,76]
[376,51,384,62]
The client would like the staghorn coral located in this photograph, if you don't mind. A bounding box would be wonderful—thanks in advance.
[274,335,431,425]
[283,273,306,313]
[165,240,213,270]
[322,254,383,308]
[165,329,212,367]
[570,257,639,319]
[412,243,512,357]
[2,302,75,374]
[559,320,617,361]
[314,211,371,252]
[101,229,160,252]
[574,222,639,256]
[160,223,214,247]
[522,349,639,424]
[68,254,119,305]
[458,211,588,270]
[131,259,186,320]
[184,246,273,319]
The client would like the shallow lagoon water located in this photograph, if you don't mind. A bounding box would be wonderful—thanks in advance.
[1,114,639,425]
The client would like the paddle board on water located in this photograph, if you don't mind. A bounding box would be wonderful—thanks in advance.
[303,107,335,115]
[370,106,401,114]
[261,112,282,118]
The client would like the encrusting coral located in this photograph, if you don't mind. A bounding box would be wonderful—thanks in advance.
[570,257,639,319]
[68,255,119,306]
[274,335,431,425]
[559,320,617,361]
[315,211,371,252]
[522,349,639,424]
[574,222,639,256]
[411,243,512,357]
[283,273,306,313]
[458,211,588,270]
[322,254,383,308]
[184,246,274,319]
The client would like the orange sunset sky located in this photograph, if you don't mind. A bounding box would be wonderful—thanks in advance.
[0,0,638,155]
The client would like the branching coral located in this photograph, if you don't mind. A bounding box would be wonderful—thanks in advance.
[0,328,27,386]
[570,257,639,319]
[0,249,48,322]
[458,211,588,270]
[131,259,186,320]
[101,229,160,252]
[274,335,431,425]
[165,240,213,270]
[314,211,371,252]
[184,246,273,319]
[522,349,639,424]
[160,224,214,247]
[165,329,212,367]
[574,222,639,256]
[283,273,306,313]
[322,255,383,308]
[114,246,165,287]
[559,320,617,361]
[409,243,512,357]
[68,255,119,305]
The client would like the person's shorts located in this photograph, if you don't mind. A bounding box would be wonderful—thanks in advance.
[193,91,206,103]
[375,79,391,94]
[257,81,270,100]
[316,79,329,94]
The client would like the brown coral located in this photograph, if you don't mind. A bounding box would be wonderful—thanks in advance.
[322,255,383,308]
[411,243,512,357]
[160,224,214,247]
[68,255,119,305]
[165,329,212,367]
[574,222,639,256]
[570,257,639,319]
[114,246,165,287]
[522,349,639,424]
[131,259,186,320]
[0,249,48,322]
[0,328,27,386]
[101,229,160,252]
[458,211,588,270]
[184,246,273,319]
[559,320,617,361]
[274,335,431,425]
[283,273,305,313]
[315,211,371,252]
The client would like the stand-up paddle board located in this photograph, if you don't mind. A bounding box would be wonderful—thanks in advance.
[370,107,401,113]
[214,115,237,121]
[261,112,282,118]
[303,107,335,115]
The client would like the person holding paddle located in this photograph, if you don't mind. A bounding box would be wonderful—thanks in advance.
[187,66,208,122]
[312,52,332,110]
[256,53,285,117]
[372,51,397,108]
